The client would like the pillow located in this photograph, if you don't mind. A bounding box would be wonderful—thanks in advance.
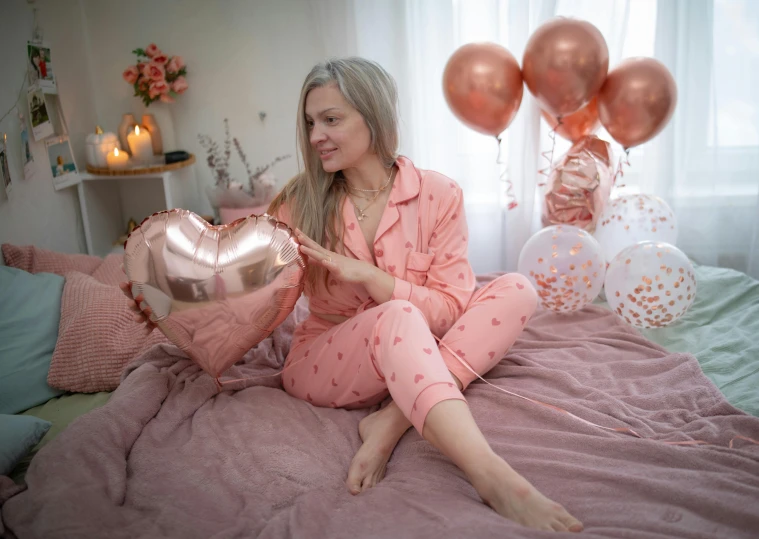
[1,244,103,276]
[0,414,51,476]
[48,272,168,393]
[91,253,127,286]
[0,266,65,414]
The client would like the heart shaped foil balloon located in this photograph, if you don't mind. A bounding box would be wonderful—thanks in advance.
[123,209,306,380]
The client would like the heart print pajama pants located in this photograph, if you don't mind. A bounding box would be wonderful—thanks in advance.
[283,273,538,434]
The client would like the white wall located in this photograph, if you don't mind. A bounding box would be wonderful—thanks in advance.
[81,0,323,215]
[1,0,324,253]
[0,0,95,254]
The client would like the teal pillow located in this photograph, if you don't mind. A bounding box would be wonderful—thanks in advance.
[0,266,65,414]
[0,414,52,475]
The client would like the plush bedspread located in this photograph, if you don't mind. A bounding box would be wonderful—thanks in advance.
[3,296,759,538]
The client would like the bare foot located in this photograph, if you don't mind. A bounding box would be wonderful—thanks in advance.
[470,453,583,532]
[346,401,412,494]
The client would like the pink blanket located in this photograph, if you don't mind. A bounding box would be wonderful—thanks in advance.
[3,295,759,538]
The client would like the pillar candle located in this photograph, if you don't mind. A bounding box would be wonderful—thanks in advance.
[127,125,153,163]
[106,147,129,170]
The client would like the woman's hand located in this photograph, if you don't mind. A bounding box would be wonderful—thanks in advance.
[119,265,156,333]
[295,228,372,285]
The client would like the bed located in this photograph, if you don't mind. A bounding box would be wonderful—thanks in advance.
[2,244,758,538]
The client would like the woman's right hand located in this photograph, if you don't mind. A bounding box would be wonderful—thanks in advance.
[119,280,156,333]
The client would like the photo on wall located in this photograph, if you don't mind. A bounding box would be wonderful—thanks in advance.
[27,86,54,140]
[1,145,12,197]
[46,136,79,190]
[27,41,56,92]
[20,115,34,180]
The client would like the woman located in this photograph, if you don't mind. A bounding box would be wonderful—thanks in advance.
[123,58,583,533]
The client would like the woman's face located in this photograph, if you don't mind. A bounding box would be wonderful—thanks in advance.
[304,83,372,173]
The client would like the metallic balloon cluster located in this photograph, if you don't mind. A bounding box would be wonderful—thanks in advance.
[443,17,677,148]
[442,17,677,227]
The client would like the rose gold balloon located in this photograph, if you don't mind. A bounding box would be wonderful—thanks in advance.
[123,209,305,380]
[522,18,609,117]
[598,57,677,149]
[541,97,601,142]
[542,135,613,233]
[443,42,523,137]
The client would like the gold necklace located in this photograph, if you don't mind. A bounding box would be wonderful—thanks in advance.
[348,168,394,222]
[350,189,383,221]
[348,166,394,193]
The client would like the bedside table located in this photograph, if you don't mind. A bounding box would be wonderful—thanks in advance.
[77,162,201,256]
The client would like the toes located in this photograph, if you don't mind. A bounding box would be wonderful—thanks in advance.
[360,476,374,492]
[346,463,363,496]
[559,512,583,533]
[550,519,566,532]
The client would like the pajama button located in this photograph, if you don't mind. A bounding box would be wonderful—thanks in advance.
[376,249,384,257]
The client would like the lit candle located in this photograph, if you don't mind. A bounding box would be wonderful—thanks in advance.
[127,125,153,163]
[106,147,129,170]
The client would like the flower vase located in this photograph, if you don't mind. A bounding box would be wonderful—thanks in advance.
[143,104,176,153]
[141,114,163,155]
[118,114,136,155]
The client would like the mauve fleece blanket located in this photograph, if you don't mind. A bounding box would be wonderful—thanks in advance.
[3,295,759,537]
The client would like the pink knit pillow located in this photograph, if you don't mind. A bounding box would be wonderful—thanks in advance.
[1,244,103,276]
[91,254,127,286]
[48,272,168,393]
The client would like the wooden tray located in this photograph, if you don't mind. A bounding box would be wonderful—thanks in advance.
[85,154,196,176]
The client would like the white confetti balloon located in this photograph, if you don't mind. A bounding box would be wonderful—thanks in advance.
[594,194,678,263]
[605,241,696,328]
[518,225,606,313]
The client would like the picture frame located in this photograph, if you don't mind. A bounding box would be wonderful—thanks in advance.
[20,115,34,180]
[27,85,54,141]
[27,41,57,93]
[46,136,79,190]
[1,144,12,197]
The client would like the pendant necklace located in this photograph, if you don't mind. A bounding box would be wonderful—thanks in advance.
[349,167,394,222]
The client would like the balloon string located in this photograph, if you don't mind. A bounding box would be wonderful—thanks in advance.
[495,136,518,211]
[612,148,631,187]
[434,336,759,450]
[537,117,561,187]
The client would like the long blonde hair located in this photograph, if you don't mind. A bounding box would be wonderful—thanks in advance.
[269,57,400,290]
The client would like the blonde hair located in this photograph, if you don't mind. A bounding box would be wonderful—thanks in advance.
[269,57,400,291]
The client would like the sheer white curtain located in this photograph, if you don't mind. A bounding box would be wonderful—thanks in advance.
[309,0,759,278]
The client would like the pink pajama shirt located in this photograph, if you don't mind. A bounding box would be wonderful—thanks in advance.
[280,157,538,434]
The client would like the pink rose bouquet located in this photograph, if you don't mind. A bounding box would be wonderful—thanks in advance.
[122,43,188,106]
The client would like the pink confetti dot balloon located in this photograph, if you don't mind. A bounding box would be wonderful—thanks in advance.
[518,225,606,313]
[605,241,696,328]
[593,194,678,263]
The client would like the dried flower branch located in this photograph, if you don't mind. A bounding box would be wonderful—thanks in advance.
[199,118,291,206]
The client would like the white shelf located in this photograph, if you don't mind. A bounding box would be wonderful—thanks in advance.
[76,165,201,257]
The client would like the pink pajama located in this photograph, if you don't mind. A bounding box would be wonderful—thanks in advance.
[283,273,537,434]
[275,157,538,434]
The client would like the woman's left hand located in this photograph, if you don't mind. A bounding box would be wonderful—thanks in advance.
[295,228,372,285]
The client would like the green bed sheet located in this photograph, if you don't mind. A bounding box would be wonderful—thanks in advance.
[10,392,111,483]
[597,264,759,417]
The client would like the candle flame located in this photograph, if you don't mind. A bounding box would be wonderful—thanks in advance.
[114,148,120,156]
[135,125,140,136]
